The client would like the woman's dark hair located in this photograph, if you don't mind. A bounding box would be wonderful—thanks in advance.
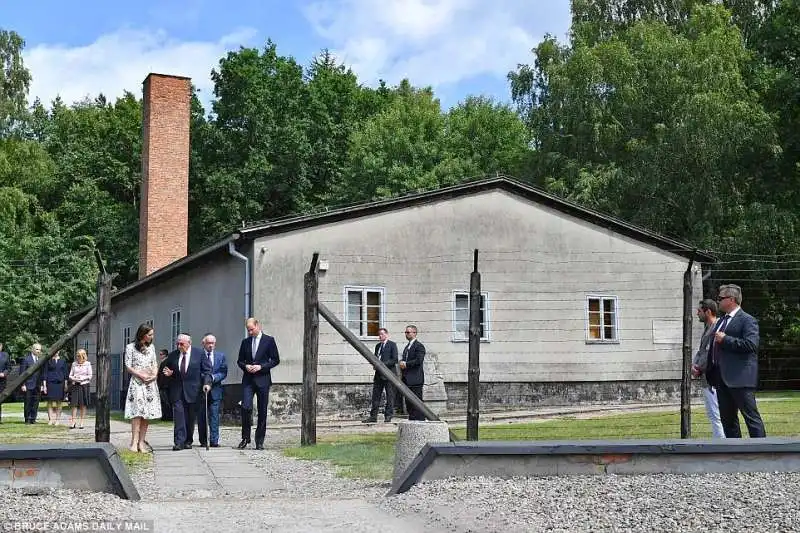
[134,323,154,353]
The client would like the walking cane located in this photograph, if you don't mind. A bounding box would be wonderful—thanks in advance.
[204,389,210,451]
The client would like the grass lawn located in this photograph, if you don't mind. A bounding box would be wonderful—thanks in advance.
[283,395,800,481]
[0,407,153,472]
[2,402,52,414]
[0,420,88,443]
[116,448,154,471]
[284,432,397,480]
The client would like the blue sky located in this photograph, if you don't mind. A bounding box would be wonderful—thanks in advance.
[4,0,571,111]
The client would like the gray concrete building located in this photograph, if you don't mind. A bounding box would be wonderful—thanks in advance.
[69,73,712,420]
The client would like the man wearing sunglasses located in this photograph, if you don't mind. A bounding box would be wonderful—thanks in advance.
[705,284,766,438]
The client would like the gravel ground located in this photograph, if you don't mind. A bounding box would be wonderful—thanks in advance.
[7,468,800,532]
[381,473,800,532]
[5,421,800,532]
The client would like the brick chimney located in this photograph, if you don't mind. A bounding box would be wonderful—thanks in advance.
[138,73,191,279]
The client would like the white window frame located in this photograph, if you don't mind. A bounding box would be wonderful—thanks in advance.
[122,325,132,350]
[343,286,385,340]
[585,295,619,343]
[170,309,183,346]
[82,339,89,352]
[452,291,490,342]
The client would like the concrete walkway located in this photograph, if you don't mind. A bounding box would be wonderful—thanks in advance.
[109,419,279,493]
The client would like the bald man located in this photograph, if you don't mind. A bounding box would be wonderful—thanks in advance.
[196,333,227,447]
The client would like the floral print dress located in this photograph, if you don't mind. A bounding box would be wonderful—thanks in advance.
[123,343,162,420]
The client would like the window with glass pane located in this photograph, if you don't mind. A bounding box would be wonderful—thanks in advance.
[587,296,617,341]
[123,326,132,348]
[454,292,487,341]
[345,287,384,338]
[171,310,182,345]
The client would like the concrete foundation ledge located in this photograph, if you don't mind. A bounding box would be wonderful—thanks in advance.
[388,437,800,495]
[0,443,140,500]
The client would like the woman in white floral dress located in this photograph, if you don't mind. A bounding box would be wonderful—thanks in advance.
[124,324,161,452]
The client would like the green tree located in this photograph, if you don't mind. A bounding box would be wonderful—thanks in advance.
[0,29,31,136]
[509,4,779,244]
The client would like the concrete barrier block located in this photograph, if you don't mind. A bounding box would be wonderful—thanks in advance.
[389,437,800,495]
[0,443,140,500]
[392,420,450,485]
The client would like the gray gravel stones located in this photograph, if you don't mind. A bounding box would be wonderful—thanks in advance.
[383,473,800,532]
[0,487,137,522]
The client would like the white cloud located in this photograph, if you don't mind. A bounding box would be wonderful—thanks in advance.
[303,0,562,93]
[23,27,258,107]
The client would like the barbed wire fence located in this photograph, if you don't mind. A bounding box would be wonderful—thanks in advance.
[300,248,800,443]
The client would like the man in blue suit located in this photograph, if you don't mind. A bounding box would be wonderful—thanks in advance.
[19,343,44,424]
[237,317,280,450]
[0,342,10,423]
[162,334,212,450]
[197,333,227,448]
[706,284,766,438]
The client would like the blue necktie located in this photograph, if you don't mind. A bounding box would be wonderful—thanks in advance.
[711,315,730,365]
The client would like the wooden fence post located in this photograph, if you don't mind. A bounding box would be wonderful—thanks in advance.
[467,249,481,441]
[681,253,696,439]
[301,252,320,446]
[94,250,113,443]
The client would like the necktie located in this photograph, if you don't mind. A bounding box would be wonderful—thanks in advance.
[181,353,188,375]
[403,343,410,361]
[711,315,730,365]
[378,343,384,357]
[252,337,258,358]
[207,351,212,367]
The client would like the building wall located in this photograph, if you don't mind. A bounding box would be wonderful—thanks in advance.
[252,189,704,389]
[76,255,247,396]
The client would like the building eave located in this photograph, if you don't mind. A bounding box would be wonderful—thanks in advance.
[67,234,240,322]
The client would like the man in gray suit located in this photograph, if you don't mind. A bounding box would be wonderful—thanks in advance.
[706,284,766,438]
[691,300,725,438]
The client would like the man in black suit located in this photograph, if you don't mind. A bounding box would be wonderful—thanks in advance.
[19,343,44,424]
[0,342,10,423]
[237,317,280,450]
[399,325,426,421]
[362,327,398,423]
[706,284,766,438]
[161,334,212,450]
[156,349,173,421]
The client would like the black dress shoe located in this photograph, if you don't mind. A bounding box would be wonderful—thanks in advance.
[237,439,250,449]
[210,443,219,448]
[199,442,207,448]
[172,445,182,451]
[255,443,264,450]
[183,443,192,449]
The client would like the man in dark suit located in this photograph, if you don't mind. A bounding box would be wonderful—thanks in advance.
[362,327,398,423]
[237,317,280,450]
[197,333,228,448]
[0,342,10,423]
[399,325,426,421]
[156,349,173,421]
[19,343,44,424]
[161,334,212,450]
[706,284,766,438]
